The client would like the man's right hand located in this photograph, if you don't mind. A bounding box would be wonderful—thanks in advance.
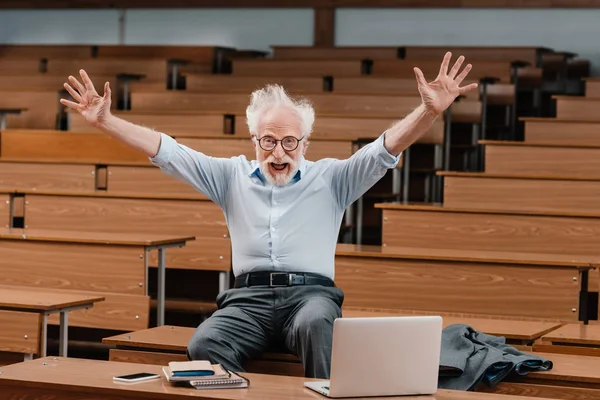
[60,69,112,127]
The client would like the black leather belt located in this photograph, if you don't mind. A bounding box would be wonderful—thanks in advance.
[234,271,335,288]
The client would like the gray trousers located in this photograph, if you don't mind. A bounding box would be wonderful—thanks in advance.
[187,284,344,379]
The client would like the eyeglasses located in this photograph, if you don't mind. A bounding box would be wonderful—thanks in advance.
[256,135,304,152]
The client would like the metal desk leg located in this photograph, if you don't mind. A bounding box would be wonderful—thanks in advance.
[40,313,48,357]
[59,311,68,357]
[0,113,6,130]
[157,247,166,326]
[579,269,590,325]
[219,272,230,293]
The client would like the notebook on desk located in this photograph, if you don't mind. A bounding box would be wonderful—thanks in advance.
[189,371,249,390]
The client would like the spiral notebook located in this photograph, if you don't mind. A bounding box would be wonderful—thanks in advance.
[189,371,249,390]
[162,366,249,390]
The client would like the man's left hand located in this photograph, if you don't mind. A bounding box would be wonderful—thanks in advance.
[413,52,479,116]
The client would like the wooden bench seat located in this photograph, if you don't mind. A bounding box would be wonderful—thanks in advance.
[522,118,600,146]
[102,310,562,375]
[584,77,600,98]
[232,59,366,77]
[534,323,600,357]
[0,228,194,330]
[0,160,97,193]
[0,90,60,130]
[376,203,600,259]
[439,171,600,214]
[130,91,428,117]
[18,192,231,277]
[553,95,600,120]
[0,285,104,359]
[336,243,596,322]
[477,352,600,400]
[480,140,600,177]
[45,58,168,83]
[69,111,227,136]
[0,130,149,164]
[271,46,402,60]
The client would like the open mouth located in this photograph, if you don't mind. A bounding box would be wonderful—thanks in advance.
[270,162,288,171]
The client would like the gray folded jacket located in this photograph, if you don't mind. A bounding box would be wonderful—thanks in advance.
[438,324,553,391]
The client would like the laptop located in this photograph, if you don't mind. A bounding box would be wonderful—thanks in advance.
[304,316,442,398]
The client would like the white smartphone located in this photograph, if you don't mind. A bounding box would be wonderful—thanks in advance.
[113,372,160,383]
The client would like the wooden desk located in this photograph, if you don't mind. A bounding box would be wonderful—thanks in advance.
[0,286,103,359]
[0,228,195,328]
[0,108,26,130]
[534,324,600,357]
[0,357,553,400]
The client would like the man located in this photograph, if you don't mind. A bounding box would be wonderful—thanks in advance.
[61,52,477,379]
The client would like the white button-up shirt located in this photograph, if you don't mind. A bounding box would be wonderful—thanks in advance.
[150,132,400,280]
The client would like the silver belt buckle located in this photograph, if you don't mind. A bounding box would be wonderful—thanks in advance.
[270,272,291,287]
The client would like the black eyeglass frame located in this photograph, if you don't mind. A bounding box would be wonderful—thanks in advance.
[254,135,305,152]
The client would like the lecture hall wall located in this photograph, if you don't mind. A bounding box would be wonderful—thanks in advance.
[0,8,597,74]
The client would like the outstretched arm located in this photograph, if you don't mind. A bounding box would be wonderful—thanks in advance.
[60,69,161,157]
[383,52,478,156]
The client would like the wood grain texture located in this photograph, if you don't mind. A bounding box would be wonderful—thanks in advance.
[371,60,513,82]
[232,59,364,77]
[478,381,600,400]
[24,194,231,272]
[443,175,600,214]
[555,97,600,121]
[47,58,168,83]
[37,288,149,331]
[343,308,561,340]
[0,356,595,400]
[109,349,188,365]
[69,111,225,136]
[542,324,600,345]
[272,46,400,60]
[314,8,335,48]
[184,74,324,93]
[485,144,600,177]
[403,46,545,65]
[0,194,8,229]
[523,119,600,146]
[131,90,425,117]
[0,90,59,130]
[0,240,145,295]
[102,325,190,351]
[95,45,219,64]
[335,243,596,268]
[524,352,600,384]
[107,166,203,196]
[381,209,600,258]
[0,130,149,163]
[335,256,580,320]
[0,228,194,246]
[0,285,103,312]
[585,79,600,98]
[0,162,95,192]
[533,343,600,358]
[0,311,40,354]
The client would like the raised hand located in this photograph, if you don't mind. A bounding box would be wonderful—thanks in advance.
[60,70,112,126]
[413,52,478,116]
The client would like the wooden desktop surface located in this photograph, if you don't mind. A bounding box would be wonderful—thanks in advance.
[0,357,553,400]
[0,285,104,312]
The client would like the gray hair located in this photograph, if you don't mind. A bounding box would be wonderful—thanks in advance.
[245,84,315,138]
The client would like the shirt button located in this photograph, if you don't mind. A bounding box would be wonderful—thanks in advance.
[271,227,276,232]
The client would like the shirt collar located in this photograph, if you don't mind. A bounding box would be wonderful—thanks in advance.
[248,159,307,184]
